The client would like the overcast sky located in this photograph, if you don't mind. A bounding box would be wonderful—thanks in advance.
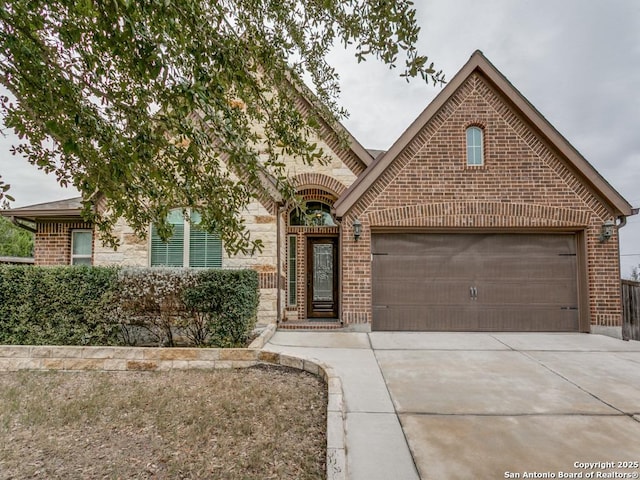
[1,0,639,276]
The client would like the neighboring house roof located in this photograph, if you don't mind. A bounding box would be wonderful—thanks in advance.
[0,196,83,221]
[335,50,635,219]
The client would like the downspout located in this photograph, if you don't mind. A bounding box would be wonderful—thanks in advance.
[276,202,284,325]
[617,216,627,229]
[618,209,638,341]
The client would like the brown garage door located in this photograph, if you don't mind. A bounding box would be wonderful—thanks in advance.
[371,233,579,331]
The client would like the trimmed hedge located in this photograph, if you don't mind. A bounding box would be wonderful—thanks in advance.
[183,269,259,347]
[0,265,120,345]
[0,266,259,347]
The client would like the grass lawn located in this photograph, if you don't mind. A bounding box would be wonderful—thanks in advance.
[0,365,327,479]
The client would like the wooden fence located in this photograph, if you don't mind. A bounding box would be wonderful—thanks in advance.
[622,280,640,341]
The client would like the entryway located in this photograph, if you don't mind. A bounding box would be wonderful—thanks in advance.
[307,237,339,319]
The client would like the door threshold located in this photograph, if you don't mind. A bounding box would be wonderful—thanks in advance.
[278,319,343,330]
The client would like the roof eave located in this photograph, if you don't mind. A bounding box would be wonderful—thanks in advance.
[0,209,83,221]
[284,73,374,168]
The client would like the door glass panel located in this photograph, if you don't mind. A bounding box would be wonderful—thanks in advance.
[313,244,333,302]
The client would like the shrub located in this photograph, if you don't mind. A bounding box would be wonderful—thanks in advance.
[0,266,260,347]
[111,268,199,346]
[183,269,259,347]
[0,265,120,345]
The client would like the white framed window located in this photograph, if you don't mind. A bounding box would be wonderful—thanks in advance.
[71,230,93,265]
[150,209,222,268]
[466,126,484,166]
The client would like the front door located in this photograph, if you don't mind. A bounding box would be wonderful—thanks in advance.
[307,237,338,318]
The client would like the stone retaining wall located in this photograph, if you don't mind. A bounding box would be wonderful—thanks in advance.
[0,325,346,480]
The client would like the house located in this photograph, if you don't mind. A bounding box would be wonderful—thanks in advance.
[2,51,635,338]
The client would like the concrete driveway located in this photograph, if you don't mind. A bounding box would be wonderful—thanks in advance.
[265,332,640,479]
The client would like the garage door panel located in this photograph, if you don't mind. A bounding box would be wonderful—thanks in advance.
[475,307,579,331]
[371,233,579,332]
[374,307,579,332]
[373,279,473,305]
[373,233,575,256]
[477,280,578,306]
[374,306,480,331]
[373,234,478,256]
[473,256,576,281]
[373,254,478,280]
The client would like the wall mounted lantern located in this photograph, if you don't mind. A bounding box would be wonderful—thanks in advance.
[353,218,362,241]
[599,220,615,242]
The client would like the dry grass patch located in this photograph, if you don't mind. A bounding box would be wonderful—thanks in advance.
[0,365,326,479]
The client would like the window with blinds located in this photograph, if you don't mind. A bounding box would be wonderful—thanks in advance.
[189,211,222,268]
[150,209,222,268]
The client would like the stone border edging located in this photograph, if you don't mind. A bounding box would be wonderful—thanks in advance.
[248,323,277,349]
[0,342,346,480]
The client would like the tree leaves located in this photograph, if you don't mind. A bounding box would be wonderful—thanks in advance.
[0,0,443,255]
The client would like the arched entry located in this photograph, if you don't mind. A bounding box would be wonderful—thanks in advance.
[286,195,340,321]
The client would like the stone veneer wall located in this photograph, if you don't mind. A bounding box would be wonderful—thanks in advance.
[93,217,148,267]
[40,102,365,324]
[340,72,623,330]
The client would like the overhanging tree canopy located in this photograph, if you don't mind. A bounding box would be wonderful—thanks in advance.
[0,0,443,254]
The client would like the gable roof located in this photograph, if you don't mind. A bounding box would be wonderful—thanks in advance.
[287,75,373,172]
[335,50,635,218]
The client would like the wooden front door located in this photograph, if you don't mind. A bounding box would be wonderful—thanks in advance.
[307,237,339,318]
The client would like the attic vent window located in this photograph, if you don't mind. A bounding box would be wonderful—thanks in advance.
[466,126,484,166]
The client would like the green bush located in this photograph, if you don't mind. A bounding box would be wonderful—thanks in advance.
[0,265,120,345]
[0,265,260,347]
[183,269,259,347]
[110,268,199,347]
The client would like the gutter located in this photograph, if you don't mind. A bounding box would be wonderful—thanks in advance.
[9,216,37,234]
[617,207,639,229]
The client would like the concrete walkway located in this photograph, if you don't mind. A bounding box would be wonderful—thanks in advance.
[265,332,640,480]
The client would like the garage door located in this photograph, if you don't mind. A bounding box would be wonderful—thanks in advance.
[371,233,579,331]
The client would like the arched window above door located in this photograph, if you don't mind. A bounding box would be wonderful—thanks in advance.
[289,201,337,226]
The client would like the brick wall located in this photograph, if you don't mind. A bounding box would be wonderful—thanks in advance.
[35,221,93,265]
[341,72,623,328]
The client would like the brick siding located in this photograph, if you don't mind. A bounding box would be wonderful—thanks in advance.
[35,221,93,266]
[341,72,623,328]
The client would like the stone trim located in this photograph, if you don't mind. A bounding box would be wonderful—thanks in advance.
[367,202,591,228]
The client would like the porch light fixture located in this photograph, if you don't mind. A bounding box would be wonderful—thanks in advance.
[353,218,362,241]
[599,220,615,242]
